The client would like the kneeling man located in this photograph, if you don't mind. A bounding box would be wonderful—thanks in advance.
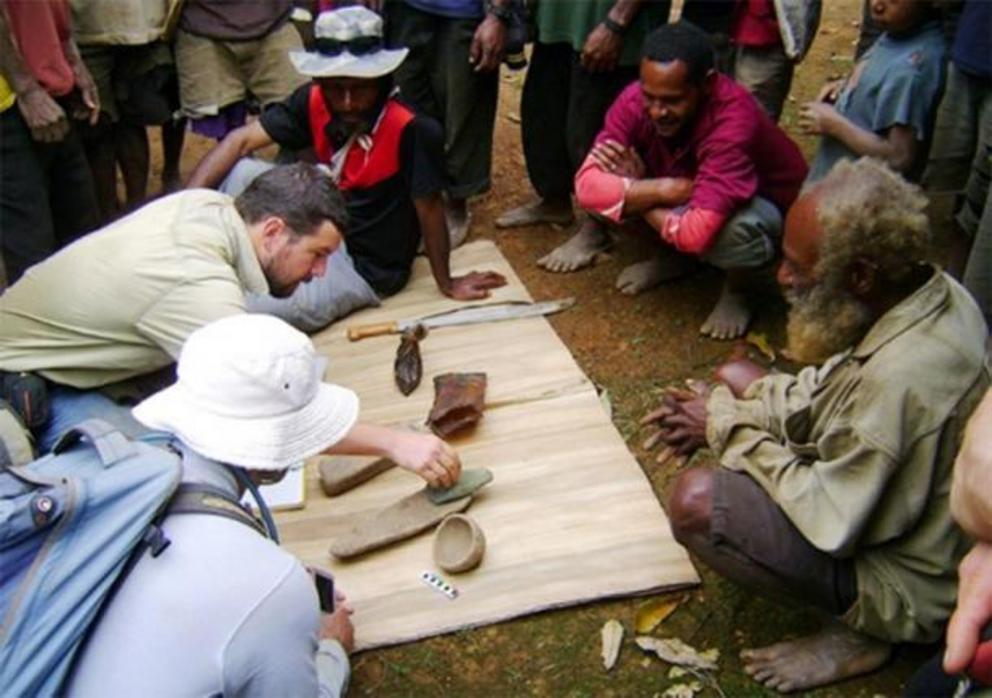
[187,6,505,331]
[643,158,990,691]
[550,21,807,339]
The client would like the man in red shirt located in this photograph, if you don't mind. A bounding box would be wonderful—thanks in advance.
[550,21,807,339]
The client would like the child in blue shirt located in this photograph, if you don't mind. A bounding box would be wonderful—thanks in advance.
[801,0,946,183]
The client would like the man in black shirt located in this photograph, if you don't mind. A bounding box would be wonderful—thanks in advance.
[187,6,505,330]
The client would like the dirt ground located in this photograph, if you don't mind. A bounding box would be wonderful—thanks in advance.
[150,1,950,694]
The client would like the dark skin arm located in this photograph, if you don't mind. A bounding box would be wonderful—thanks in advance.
[62,32,99,125]
[469,0,509,73]
[640,359,768,457]
[186,120,274,188]
[580,0,645,73]
[586,139,693,226]
[0,5,70,142]
[799,102,918,175]
[415,193,507,299]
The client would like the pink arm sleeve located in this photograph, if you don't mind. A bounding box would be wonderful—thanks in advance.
[656,208,727,255]
[574,154,630,223]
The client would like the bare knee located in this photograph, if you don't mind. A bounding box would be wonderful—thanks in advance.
[667,468,715,544]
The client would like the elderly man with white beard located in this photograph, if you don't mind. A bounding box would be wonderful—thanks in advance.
[641,157,991,693]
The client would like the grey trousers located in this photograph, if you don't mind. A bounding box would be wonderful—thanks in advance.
[697,197,783,270]
[924,63,992,323]
[386,2,497,199]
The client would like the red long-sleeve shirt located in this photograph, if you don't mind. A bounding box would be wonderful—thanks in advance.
[575,75,807,255]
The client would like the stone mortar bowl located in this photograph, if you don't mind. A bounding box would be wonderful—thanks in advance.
[432,513,486,573]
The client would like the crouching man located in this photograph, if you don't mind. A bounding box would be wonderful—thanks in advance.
[68,314,462,696]
[643,158,990,691]
[543,21,808,340]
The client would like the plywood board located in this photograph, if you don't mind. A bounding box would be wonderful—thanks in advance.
[278,241,698,651]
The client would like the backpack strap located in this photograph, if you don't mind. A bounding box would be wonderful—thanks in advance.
[51,420,136,465]
[166,483,269,538]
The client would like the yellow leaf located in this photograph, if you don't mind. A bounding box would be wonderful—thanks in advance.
[635,596,684,634]
[745,331,776,362]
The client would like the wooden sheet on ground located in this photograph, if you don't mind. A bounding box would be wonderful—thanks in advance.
[277,241,698,651]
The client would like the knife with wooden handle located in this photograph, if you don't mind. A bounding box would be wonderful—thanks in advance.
[346,298,575,341]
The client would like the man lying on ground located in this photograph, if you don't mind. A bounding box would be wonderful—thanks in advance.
[186,6,505,332]
[542,21,807,340]
[68,314,457,696]
[642,157,989,692]
[0,163,459,487]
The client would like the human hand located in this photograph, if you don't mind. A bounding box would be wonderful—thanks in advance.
[640,382,711,461]
[580,23,622,73]
[817,78,845,104]
[71,61,101,125]
[656,177,693,205]
[799,102,838,136]
[18,87,69,142]
[590,139,645,178]
[319,594,355,654]
[444,271,507,300]
[387,430,462,488]
[469,15,506,72]
[944,543,992,681]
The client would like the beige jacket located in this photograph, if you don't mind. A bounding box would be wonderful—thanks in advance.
[706,270,989,642]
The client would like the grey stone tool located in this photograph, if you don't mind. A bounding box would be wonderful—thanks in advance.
[426,467,493,505]
[329,490,473,559]
[317,455,396,496]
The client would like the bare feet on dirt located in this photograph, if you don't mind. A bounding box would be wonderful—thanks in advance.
[700,281,752,339]
[496,197,574,228]
[741,623,892,693]
[537,219,610,273]
[615,249,696,295]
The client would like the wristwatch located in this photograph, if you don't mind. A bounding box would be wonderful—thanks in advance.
[602,16,628,35]
[485,0,512,23]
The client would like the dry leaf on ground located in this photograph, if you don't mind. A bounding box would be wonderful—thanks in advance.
[745,331,776,361]
[601,619,624,671]
[663,681,702,698]
[635,637,718,671]
[635,596,684,634]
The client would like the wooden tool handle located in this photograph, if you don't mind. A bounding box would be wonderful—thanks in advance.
[347,321,399,341]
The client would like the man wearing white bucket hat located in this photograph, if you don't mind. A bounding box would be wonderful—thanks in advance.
[69,314,461,697]
[187,5,507,333]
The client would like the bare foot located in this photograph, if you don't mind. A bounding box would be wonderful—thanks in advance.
[615,250,696,295]
[741,624,891,693]
[496,198,574,228]
[700,281,752,340]
[537,221,610,273]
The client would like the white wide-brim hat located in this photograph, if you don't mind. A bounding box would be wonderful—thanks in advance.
[134,315,359,471]
[289,6,408,79]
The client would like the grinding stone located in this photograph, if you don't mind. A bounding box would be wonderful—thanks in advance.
[427,467,493,505]
[317,454,396,496]
[329,490,473,559]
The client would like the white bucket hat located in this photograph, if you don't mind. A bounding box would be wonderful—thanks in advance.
[133,315,359,471]
[289,6,408,79]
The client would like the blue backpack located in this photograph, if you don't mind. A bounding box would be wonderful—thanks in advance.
[0,420,271,697]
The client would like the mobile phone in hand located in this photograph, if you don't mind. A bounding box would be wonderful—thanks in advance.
[314,569,335,613]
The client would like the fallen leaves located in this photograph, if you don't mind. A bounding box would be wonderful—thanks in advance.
[601,619,624,671]
[663,681,703,698]
[635,637,719,671]
[634,596,685,634]
[744,331,776,362]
